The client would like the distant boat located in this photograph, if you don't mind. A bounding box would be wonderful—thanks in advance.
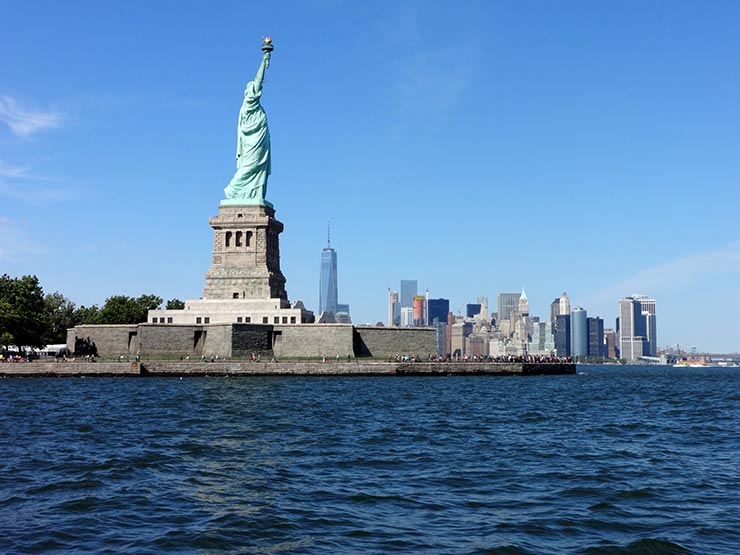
[673,359,708,368]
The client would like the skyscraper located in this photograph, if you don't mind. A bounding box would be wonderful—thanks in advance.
[434,321,447,356]
[413,295,426,326]
[604,328,617,358]
[388,290,400,326]
[466,303,482,318]
[618,296,656,360]
[319,224,338,315]
[550,298,561,327]
[555,314,571,357]
[427,298,450,326]
[519,288,529,317]
[559,292,570,318]
[400,306,414,327]
[636,296,657,357]
[497,292,521,322]
[529,321,556,355]
[645,313,657,357]
[336,303,351,324]
[400,280,417,309]
[571,307,588,357]
[478,296,489,321]
[618,299,643,360]
[587,317,605,358]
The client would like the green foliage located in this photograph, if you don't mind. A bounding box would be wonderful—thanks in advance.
[0,273,168,342]
[73,305,102,325]
[43,291,79,344]
[0,331,14,349]
[97,294,163,324]
[166,298,185,310]
[0,274,47,349]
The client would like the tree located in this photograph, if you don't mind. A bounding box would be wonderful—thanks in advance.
[97,294,163,324]
[73,305,101,325]
[44,292,78,344]
[166,298,185,310]
[0,331,14,352]
[0,274,47,349]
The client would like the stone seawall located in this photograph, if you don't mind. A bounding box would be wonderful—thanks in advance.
[1,361,575,377]
[0,361,141,377]
[66,323,439,360]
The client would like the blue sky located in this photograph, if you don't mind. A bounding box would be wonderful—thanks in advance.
[2,1,739,352]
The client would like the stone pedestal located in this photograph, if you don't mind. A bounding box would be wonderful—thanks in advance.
[148,203,314,326]
[203,204,287,302]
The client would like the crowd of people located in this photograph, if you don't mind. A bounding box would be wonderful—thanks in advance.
[1,348,572,364]
[73,336,98,358]
[1,354,28,362]
[389,353,573,363]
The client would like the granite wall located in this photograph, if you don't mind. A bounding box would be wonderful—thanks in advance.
[66,323,436,359]
[1,361,576,377]
[201,324,235,357]
[230,324,274,357]
[67,325,139,357]
[137,324,203,356]
[353,326,437,358]
[272,324,353,359]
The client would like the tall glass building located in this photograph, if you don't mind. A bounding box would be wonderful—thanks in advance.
[497,292,521,322]
[636,297,657,357]
[466,303,482,318]
[319,244,338,315]
[618,296,657,360]
[587,316,605,358]
[413,295,426,326]
[428,298,450,326]
[388,290,400,326]
[559,292,571,319]
[400,306,414,327]
[400,280,417,309]
[550,298,561,326]
[529,321,556,354]
[555,314,571,357]
[570,307,588,357]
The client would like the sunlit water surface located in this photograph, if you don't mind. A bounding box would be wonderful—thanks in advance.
[1,365,738,554]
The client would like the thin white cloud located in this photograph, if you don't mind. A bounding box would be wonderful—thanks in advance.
[0,95,64,138]
[373,3,479,131]
[583,242,740,306]
[392,47,475,126]
[0,217,44,259]
[0,160,29,178]
[0,159,79,204]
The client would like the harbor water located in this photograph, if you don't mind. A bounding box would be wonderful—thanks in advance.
[0,365,738,554]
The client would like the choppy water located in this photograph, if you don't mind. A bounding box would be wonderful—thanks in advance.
[0,365,738,554]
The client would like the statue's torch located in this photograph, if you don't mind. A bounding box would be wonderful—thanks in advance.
[261,37,273,68]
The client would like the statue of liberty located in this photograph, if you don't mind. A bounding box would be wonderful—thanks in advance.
[223,38,274,206]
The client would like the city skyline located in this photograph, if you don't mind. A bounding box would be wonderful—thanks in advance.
[2,2,739,352]
[382,280,662,361]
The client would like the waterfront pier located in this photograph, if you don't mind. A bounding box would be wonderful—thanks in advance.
[0,361,575,377]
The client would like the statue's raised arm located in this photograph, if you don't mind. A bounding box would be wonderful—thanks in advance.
[253,38,273,92]
[222,38,274,207]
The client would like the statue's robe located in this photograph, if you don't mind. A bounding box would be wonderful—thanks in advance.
[224,81,271,202]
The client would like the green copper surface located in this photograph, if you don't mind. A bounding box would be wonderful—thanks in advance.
[223,42,273,206]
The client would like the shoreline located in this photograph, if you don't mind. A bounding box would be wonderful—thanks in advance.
[0,361,576,377]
